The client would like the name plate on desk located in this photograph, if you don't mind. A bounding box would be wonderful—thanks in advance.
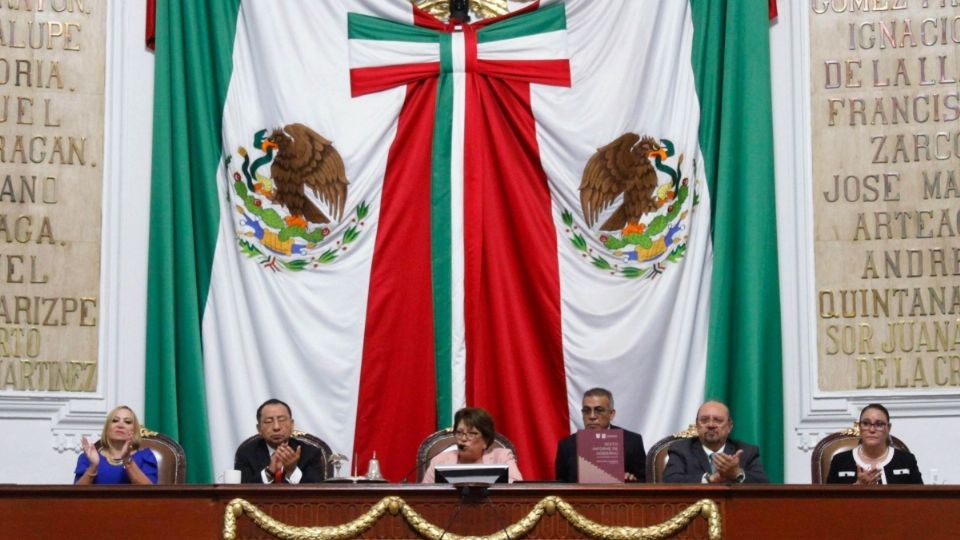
[576,428,624,483]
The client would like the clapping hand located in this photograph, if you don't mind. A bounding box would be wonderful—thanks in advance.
[80,436,100,468]
[711,449,744,482]
[120,440,134,463]
[267,448,284,477]
[275,443,302,477]
[856,465,881,485]
[267,443,301,479]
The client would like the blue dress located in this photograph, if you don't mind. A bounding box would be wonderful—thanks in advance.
[74,448,158,484]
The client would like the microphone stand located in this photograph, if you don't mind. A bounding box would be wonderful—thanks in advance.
[482,492,512,540]
[438,484,511,540]
[437,494,466,540]
[402,443,466,483]
[418,438,511,539]
[400,454,433,484]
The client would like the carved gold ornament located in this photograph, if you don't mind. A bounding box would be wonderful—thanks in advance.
[222,496,721,540]
[842,422,861,437]
[673,424,698,439]
[412,0,534,21]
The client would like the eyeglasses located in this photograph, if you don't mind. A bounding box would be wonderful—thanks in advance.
[454,430,482,440]
[859,420,888,431]
[697,416,728,425]
[581,407,610,416]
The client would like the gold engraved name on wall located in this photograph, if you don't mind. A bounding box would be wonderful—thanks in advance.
[809,1,960,392]
[0,0,105,393]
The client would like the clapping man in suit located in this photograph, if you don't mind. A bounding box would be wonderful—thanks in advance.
[663,400,768,484]
[234,399,326,483]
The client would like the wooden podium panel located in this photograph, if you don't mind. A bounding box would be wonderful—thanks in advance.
[2,484,959,539]
[0,486,220,540]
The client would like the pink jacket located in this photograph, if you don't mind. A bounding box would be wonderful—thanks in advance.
[422,446,523,483]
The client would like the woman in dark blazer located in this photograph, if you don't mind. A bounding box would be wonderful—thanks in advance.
[827,403,922,485]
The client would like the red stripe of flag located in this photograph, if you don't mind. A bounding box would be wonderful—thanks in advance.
[146,0,156,50]
[351,63,441,97]
[354,77,440,482]
[769,0,778,20]
[477,59,571,87]
[463,26,568,481]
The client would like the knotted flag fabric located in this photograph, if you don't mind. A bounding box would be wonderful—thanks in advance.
[146,0,782,482]
[347,3,573,482]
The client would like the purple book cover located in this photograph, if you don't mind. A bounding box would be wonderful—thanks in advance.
[576,428,625,483]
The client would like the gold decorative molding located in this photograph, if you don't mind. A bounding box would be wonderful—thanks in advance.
[223,496,395,540]
[412,0,534,21]
[555,497,722,540]
[222,495,721,540]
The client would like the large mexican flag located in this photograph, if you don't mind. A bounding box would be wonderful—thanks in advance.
[146,0,782,482]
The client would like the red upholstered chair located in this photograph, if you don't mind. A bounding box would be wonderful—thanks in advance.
[644,424,698,484]
[415,428,517,482]
[810,423,911,484]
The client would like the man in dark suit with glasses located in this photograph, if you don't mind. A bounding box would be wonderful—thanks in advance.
[234,398,326,484]
[554,387,647,482]
[663,400,768,484]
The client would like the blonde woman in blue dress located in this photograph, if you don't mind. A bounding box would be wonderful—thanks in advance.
[74,405,158,485]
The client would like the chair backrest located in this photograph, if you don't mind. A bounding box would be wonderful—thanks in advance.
[237,430,335,480]
[415,428,517,482]
[810,423,911,484]
[645,424,698,484]
[96,426,187,484]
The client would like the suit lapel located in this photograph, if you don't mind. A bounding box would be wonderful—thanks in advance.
[257,439,272,472]
[257,439,270,465]
[692,440,712,473]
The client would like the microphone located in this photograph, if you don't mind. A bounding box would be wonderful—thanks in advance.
[399,453,435,484]
[457,444,466,451]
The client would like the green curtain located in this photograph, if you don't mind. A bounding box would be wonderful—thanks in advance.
[144,0,241,483]
[691,1,784,481]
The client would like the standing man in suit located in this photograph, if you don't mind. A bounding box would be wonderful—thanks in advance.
[555,388,647,482]
[663,400,768,484]
[234,398,326,483]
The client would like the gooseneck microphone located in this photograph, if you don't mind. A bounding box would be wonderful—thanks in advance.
[399,453,434,484]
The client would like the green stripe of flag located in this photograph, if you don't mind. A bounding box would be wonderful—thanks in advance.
[347,12,440,42]
[691,0,784,482]
[145,0,242,483]
[347,9,453,428]
[476,2,565,43]
[431,33,454,429]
